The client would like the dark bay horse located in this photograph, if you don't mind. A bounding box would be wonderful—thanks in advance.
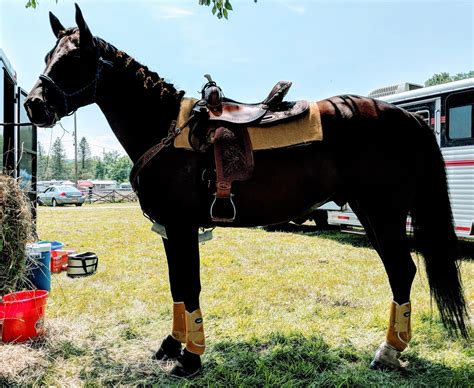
[25,5,469,377]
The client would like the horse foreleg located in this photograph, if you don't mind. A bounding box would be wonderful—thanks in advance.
[153,223,204,377]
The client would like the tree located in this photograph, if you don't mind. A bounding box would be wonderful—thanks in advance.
[425,71,474,87]
[108,155,133,183]
[78,136,93,179]
[94,157,106,180]
[37,142,51,180]
[25,0,257,19]
[102,150,120,178]
[50,137,68,180]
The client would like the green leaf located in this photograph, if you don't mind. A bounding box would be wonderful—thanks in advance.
[25,0,37,8]
[212,4,217,14]
[217,11,223,19]
[225,1,233,10]
[223,8,228,18]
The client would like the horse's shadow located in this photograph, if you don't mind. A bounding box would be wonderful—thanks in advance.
[261,224,474,259]
[57,333,474,386]
[4,331,470,386]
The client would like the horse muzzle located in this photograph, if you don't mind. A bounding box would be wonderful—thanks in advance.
[24,95,58,128]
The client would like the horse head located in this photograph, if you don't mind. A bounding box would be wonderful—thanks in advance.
[25,3,107,127]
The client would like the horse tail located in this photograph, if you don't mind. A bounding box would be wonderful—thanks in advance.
[410,114,470,338]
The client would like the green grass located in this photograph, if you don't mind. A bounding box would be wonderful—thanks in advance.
[1,203,472,386]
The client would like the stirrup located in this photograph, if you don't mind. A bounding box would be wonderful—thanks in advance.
[210,193,236,222]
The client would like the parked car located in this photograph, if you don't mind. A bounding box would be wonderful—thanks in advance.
[37,186,85,207]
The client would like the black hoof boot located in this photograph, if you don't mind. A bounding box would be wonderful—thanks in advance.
[153,335,182,361]
[170,348,202,378]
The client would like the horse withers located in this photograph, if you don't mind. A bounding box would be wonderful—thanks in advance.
[24,4,469,377]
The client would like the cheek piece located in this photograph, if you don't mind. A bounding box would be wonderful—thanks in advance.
[38,56,113,118]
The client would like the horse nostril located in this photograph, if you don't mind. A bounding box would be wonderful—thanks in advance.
[24,97,48,124]
[25,97,43,107]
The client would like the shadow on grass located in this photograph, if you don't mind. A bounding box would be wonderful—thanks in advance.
[20,333,468,387]
[262,224,474,260]
[262,223,372,248]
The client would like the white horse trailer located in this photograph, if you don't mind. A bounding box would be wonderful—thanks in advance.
[327,78,474,239]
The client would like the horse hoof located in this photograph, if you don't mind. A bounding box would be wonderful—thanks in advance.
[169,349,202,378]
[370,359,396,371]
[153,335,182,361]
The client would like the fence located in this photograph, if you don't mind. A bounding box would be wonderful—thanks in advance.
[86,189,137,204]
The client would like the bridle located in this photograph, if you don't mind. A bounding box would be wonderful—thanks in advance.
[39,54,113,119]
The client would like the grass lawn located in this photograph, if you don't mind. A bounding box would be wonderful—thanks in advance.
[1,203,472,386]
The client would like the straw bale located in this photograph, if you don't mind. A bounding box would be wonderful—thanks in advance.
[0,174,35,295]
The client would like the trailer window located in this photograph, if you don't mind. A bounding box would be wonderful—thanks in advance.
[448,105,472,139]
[413,109,430,126]
[446,91,474,146]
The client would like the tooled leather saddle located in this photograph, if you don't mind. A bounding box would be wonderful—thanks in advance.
[190,75,309,223]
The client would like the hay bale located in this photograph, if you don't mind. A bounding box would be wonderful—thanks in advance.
[0,174,35,295]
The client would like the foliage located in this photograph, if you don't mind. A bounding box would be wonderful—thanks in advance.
[50,137,69,180]
[199,0,234,19]
[425,71,474,86]
[37,137,132,183]
[78,137,93,179]
[0,205,471,385]
[108,155,133,183]
[101,150,132,183]
[37,142,51,181]
[94,157,106,180]
[25,0,257,19]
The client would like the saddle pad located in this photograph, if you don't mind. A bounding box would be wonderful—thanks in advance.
[174,98,323,151]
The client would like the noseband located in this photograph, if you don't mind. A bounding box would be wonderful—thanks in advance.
[39,56,113,118]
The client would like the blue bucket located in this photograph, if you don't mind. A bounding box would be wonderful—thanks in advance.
[26,243,52,291]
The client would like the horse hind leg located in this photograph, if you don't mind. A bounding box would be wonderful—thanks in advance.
[351,202,416,370]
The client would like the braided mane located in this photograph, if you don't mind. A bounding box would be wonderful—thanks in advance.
[93,36,185,102]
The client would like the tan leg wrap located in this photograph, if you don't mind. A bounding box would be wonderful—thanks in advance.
[172,302,187,343]
[386,301,412,351]
[185,309,206,355]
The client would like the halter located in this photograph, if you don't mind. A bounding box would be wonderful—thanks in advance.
[39,56,113,117]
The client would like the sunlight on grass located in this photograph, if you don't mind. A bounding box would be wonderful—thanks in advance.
[0,203,472,386]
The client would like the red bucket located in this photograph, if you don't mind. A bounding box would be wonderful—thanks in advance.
[62,249,76,271]
[51,250,64,273]
[0,290,49,343]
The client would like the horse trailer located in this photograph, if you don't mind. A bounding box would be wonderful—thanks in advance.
[0,49,37,201]
[327,78,474,239]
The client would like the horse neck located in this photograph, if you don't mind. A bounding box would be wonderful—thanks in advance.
[93,43,183,162]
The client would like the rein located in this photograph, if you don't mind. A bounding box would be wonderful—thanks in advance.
[39,56,113,117]
[129,114,195,192]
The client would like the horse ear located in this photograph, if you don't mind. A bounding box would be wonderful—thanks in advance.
[49,12,65,38]
[75,3,94,48]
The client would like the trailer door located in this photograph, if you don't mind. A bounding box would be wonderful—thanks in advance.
[16,87,37,203]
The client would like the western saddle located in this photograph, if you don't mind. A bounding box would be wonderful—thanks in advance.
[190,75,309,223]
